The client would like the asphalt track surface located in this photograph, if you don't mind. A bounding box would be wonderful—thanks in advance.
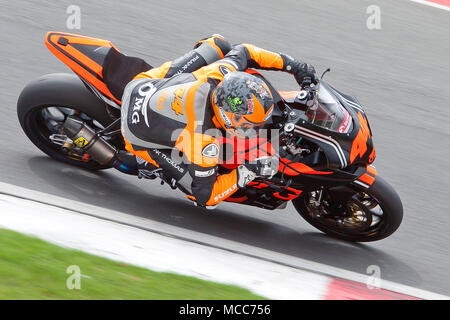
[1,0,449,295]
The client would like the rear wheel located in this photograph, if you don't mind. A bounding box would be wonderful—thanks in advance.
[293,176,403,242]
[18,104,113,170]
[17,74,121,170]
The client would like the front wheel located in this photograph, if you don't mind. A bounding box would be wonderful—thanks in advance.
[293,176,403,242]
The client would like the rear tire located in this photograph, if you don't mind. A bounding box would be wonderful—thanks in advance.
[293,176,403,242]
[17,73,115,170]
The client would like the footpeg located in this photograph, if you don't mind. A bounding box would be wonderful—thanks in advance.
[138,168,162,180]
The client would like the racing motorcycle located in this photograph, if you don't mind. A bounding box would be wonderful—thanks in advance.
[17,32,403,242]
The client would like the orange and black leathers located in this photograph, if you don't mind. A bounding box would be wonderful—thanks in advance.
[134,35,232,80]
[219,44,315,81]
[122,41,298,207]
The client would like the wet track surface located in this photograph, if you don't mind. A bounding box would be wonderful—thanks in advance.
[1,0,449,294]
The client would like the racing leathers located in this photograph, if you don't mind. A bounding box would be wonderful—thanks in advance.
[121,35,315,207]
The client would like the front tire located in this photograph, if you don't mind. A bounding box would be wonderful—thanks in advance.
[293,176,403,242]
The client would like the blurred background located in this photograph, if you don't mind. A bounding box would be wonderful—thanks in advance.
[0,0,449,295]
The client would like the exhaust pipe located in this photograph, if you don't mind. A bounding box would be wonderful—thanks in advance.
[63,116,139,175]
[63,116,117,165]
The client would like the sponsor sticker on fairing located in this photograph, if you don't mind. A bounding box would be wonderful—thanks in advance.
[338,109,352,133]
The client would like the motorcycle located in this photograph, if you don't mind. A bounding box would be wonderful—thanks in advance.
[17,32,403,242]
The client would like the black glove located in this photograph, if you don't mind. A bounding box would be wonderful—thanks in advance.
[280,53,317,85]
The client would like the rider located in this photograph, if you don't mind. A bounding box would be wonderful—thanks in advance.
[120,35,316,208]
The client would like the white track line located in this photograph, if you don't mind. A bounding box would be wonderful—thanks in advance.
[410,0,450,12]
[0,181,447,300]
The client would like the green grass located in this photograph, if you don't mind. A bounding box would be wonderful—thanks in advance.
[0,228,266,300]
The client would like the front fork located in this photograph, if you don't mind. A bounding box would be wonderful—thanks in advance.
[299,164,378,214]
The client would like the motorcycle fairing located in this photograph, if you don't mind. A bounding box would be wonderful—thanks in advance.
[45,31,122,106]
[286,82,375,169]
[352,164,377,189]
[326,83,376,166]
[278,158,332,176]
[224,180,303,209]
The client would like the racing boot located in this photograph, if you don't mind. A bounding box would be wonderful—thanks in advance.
[135,155,162,180]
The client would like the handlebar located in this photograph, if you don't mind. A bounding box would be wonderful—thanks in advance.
[299,67,330,89]
[279,68,330,118]
[298,78,319,103]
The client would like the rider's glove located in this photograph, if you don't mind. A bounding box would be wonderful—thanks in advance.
[280,53,317,85]
[236,156,278,188]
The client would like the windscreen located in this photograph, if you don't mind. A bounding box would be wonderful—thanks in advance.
[305,85,352,133]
